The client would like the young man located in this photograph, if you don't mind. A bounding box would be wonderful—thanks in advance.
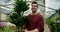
[24,2,44,32]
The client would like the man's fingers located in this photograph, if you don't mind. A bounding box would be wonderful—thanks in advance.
[23,29,28,32]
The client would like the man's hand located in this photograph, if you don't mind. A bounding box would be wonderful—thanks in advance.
[23,29,30,32]
[23,29,39,32]
[32,29,39,32]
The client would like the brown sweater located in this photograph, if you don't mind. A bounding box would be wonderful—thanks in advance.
[26,13,44,32]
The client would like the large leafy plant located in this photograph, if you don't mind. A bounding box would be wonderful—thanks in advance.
[8,0,29,32]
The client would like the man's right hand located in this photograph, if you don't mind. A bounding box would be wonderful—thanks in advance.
[23,29,39,32]
[23,29,30,32]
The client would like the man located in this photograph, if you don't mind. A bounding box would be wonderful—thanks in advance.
[24,2,44,32]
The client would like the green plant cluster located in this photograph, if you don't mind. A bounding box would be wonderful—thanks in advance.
[0,26,16,32]
[46,16,60,32]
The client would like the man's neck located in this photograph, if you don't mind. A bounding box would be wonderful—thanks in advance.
[32,11,38,15]
[32,12,36,15]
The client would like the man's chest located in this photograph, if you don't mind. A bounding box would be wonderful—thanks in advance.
[29,16,40,23]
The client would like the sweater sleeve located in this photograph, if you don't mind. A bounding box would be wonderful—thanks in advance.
[37,15,44,32]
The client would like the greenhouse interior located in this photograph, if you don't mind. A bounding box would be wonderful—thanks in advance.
[0,0,60,32]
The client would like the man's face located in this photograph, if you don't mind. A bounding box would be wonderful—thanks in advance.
[31,4,38,12]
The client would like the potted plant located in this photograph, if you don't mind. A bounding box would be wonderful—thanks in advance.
[8,0,29,32]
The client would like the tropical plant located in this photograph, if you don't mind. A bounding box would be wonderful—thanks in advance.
[8,0,29,32]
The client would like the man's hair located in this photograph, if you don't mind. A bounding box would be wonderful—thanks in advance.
[32,1,38,7]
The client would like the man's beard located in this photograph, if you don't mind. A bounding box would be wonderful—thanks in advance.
[32,10,37,13]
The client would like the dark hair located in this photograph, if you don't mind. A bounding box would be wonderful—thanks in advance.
[32,1,38,7]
